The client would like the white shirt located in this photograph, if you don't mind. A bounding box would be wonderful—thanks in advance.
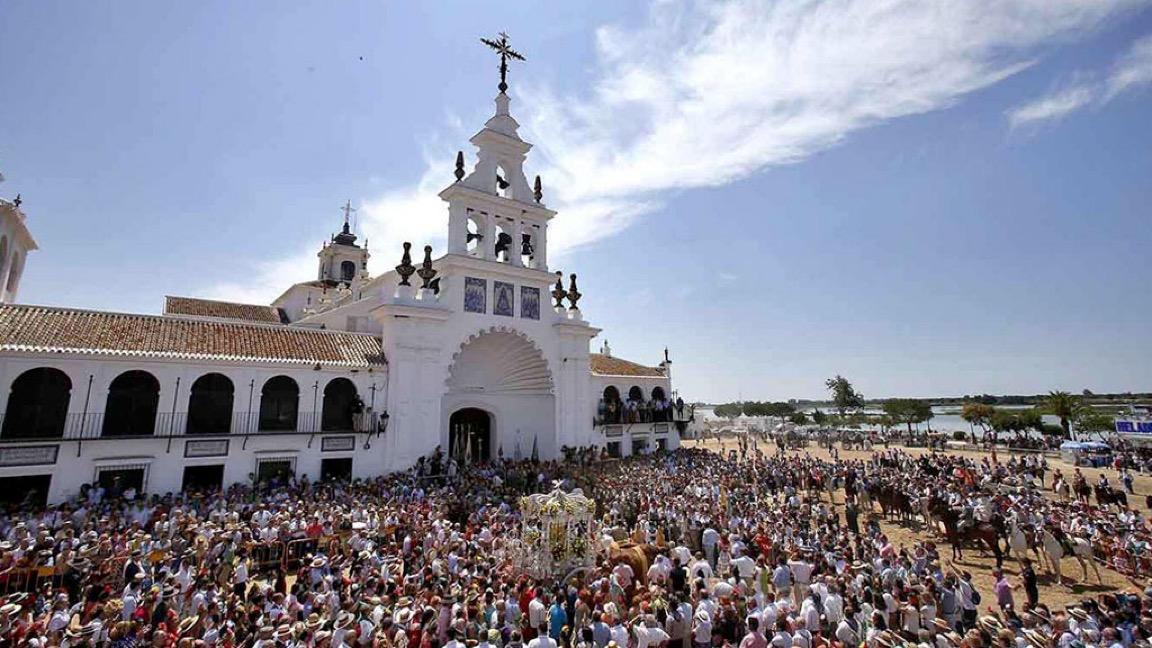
[635,624,671,648]
[529,636,558,648]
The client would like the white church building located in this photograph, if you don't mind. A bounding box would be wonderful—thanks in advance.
[0,56,691,504]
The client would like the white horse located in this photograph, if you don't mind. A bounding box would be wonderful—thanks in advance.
[1007,519,1044,567]
[1040,527,1102,584]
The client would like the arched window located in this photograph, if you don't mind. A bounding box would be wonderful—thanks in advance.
[340,261,356,282]
[651,386,668,422]
[600,385,622,424]
[495,163,513,199]
[259,376,298,431]
[493,223,512,262]
[466,215,484,255]
[186,373,234,435]
[628,386,645,402]
[321,377,359,431]
[102,370,160,437]
[5,252,21,293]
[2,368,71,439]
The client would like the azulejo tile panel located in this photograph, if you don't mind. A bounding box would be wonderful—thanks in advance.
[464,277,487,313]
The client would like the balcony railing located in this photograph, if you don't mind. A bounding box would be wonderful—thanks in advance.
[595,400,685,426]
[0,410,378,443]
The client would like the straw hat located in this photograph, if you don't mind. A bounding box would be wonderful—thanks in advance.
[1023,629,1049,648]
[1067,608,1089,622]
[305,613,324,631]
[312,556,328,568]
[274,623,294,641]
[979,616,1004,633]
[178,615,200,636]
[335,611,356,630]
[932,618,951,633]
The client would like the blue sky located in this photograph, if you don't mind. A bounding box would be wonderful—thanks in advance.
[2,0,1151,402]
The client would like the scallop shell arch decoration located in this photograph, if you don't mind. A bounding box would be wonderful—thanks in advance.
[446,327,554,395]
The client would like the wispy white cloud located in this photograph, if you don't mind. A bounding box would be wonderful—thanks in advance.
[1007,33,1152,127]
[209,0,1146,304]
[1007,84,1096,127]
[1105,33,1152,98]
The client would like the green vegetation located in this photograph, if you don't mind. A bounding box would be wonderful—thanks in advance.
[1039,390,1081,439]
[824,375,865,417]
[882,398,934,434]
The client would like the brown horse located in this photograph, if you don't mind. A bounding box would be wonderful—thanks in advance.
[928,499,1004,567]
[871,482,916,524]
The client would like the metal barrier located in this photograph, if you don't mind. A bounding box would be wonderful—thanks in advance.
[249,542,286,575]
[284,538,318,571]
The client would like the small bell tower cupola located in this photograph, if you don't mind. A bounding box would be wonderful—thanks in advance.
[317,200,369,286]
[440,33,554,271]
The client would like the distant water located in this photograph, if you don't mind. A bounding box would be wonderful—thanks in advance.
[698,405,1061,433]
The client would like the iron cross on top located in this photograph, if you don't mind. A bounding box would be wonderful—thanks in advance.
[481,31,525,93]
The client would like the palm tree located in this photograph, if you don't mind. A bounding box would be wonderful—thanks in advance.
[1041,391,1081,440]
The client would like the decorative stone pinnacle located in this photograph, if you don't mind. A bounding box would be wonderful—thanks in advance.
[551,271,567,309]
[416,245,438,289]
[455,151,465,182]
[395,242,416,286]
[533,175,542,203]
[567,273,582,310]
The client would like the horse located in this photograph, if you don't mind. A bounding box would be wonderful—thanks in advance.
[1039,527,1101,585]
[1094,485,1128,509]
[928,499,1004,567]
[872,483,916,524]
[1006,518,1045,568]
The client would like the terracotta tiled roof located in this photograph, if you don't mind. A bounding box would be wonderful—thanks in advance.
[590,353,665,377]
[164,296,287,324]
[0,304,385,367]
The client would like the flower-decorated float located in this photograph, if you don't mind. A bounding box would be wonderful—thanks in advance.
[515,482,598,578]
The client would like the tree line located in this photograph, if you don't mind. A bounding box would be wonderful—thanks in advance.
[712,376,1116,440]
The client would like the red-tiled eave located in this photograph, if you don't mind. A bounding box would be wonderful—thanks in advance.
[589,353,665,378]
[0,304,384,368]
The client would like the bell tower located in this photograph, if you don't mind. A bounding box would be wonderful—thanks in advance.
[440,34,553,271]
[317,200,369,286]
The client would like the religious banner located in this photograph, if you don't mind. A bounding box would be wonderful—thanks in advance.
[494,281,514,316]
[322,436,356,452]
[521,286,540,320]
[184,439,229,458]
[464,277,487,313]
[0,445,58,467]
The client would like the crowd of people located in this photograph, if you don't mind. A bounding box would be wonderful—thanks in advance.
[0,440,1149,648]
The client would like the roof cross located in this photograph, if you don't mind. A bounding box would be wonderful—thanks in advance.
[481,31,525,93]
[341,199,357,225]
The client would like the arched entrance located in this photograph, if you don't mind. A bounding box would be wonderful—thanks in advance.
[443,327,556,461]
[449,408,491,464]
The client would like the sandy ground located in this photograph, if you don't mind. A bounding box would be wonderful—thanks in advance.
[683,438,1149,608]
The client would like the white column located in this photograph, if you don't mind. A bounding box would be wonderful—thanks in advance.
[447,204,467,255]
[482,214,496,261]
[536,223,548,271]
